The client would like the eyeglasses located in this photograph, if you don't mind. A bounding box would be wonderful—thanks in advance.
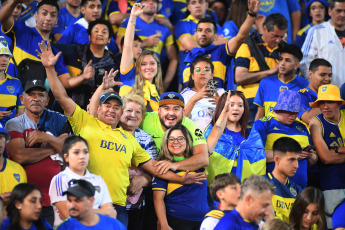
[194,67,211,72]
[168,136,186,143]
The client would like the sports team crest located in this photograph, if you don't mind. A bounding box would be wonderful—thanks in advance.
[290,187,297,197]
[0,37,8,47]
[14,173,20,182]
[260,0,275,12]
[321,86,328,92]
[7,86,15,94]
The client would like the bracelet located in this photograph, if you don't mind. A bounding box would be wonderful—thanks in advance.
[129,20,136,26]
[248,12,257,17]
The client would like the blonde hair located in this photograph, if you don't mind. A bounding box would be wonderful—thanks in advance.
[158,124,193,162]
[261,219,291,230]
[132,50,164,96]
[122,93,146,115]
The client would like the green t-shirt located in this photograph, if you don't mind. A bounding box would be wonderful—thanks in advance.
[141,112,207,154]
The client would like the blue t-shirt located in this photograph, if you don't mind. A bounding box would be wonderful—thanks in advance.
[333,199,345,229]
[1,217,52,230]
[56,214,126,230]
[152,170,208,222]
[52,7,81,35]
[215,208,259,230]
[120,64,135,87]
[298,86,317,119]
[252,115,311,188]
[258,0,301,44]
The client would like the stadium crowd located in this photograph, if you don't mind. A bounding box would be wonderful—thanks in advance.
[1,0,345,229]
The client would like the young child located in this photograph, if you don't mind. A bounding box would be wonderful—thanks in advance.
[200,173,241,230]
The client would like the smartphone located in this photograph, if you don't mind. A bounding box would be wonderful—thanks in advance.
[303,145,314,152]
[6,106,16,111]
[206,79,219,96]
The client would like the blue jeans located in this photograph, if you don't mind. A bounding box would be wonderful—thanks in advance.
[114,205,128,227]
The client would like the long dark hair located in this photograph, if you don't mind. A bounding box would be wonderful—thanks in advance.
[62,135,89,169]
[212,91,249,137]
[289,187,325,230]
[6,183,47,230]
[226,0,248,29]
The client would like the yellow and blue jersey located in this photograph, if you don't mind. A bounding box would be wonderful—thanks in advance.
[264,173,302,223]
[235,34,280,100]
[0,158,27,194]
[298,86,317,120]
[254,74,308,117]
[252,114,311,188]
[52,7,81,35]
[295,23,313,48]
[2,21,69,78]
[152,170,208,221]
[215,208,259,230]
[174,15,224,84]
[0,75,24,126]
[117,17,174,59]
[120,63,135,87]
[183,44,233,88]
[315,110,345,191]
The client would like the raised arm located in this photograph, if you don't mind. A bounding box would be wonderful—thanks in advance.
[38,41,76,117]
[227,0,260,54]
[0,0,22,31]
[121,3,144,72]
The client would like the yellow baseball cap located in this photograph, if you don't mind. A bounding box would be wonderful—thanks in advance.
[311,84,345,108]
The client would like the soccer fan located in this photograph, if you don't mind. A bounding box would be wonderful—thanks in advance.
[49,136,116,227]
[0,124,26,206]
[5,79,70,225]
[301,0,345,88]
[182,0,261,88]
[251,90,317,189]
[116,0,177,89]
[174,0,225,86]
[19,0,39,27]
[58,0,118,55]
[56,179,126,230]
[254,44,308,120]
[235,13,288,122]
[0,37,24,127]
[215,175,275,230]
[264,137,303,223]
[333,199,345,230]
[200,173,241,229]
[298,58,332,125]
[257,0,301,44]
[309,84,345,228]
[39,41,206,227]
[295,0,329,48]
[52,0,82,42]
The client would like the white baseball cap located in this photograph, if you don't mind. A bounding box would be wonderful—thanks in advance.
[0,36,13,58]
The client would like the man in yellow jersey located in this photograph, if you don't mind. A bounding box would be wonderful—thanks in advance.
[235,13,288,123]
[38,42,205,227]
[0,124,26,206]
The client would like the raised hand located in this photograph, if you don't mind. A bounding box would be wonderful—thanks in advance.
[248,0,261,14]
[102,69,122,90]
[37,41,61,68]
[131,2,144,17]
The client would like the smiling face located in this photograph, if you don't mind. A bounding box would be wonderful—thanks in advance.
[318,101,341,120]
[64,141,89,174]
[310,1,327,24]
[191,61,213,89]
[158,104,184,131]
[21,90,49,117]
[81,0,102,23]
[89,23,110,47]
[227,95,245,124]
[35,4,58,33]
[16,190,42,223]
[97,98,122,128]
[167,129,187,157]
[301,203,320,229]
[140,55,158,82]
[0,54,10,72]
[309,65,332,92]
[120,101,143,132]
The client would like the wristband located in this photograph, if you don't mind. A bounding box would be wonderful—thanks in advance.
[248,12,257,17]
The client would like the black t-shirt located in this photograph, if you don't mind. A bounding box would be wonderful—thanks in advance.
[335,29,345,48]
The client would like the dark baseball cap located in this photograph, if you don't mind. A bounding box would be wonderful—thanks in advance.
[62,179,95,198]
[24,79,46,93]
[99,92,123,105]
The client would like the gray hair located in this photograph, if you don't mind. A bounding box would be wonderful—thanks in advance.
[240,175,275,199]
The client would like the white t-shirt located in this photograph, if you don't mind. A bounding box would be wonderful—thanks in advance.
[49,167,112,227]
[181,87,225,131]
[200,216,220,230]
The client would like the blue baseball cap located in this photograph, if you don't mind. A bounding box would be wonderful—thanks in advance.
[100,92,123,105]
[273,90,305,113]
[159,92,184,107]
[0,124,10,143]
